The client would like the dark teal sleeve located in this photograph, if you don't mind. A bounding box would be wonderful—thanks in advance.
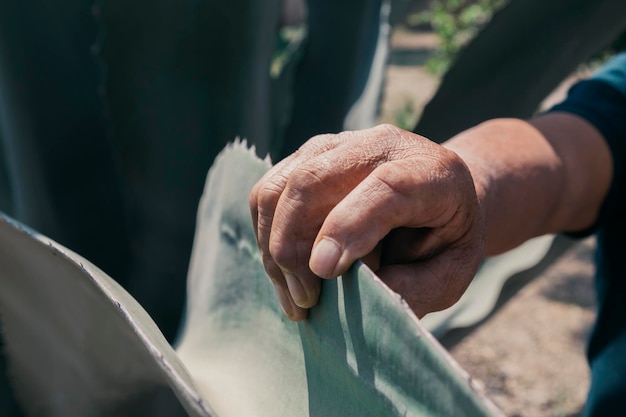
[547,53,626,236]
[548,53,626,417]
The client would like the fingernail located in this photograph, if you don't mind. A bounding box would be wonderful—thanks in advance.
[284,273,308,306]
[274,285,294,318]
[310,238,341,277]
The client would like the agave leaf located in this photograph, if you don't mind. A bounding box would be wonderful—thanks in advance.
[0,141,502,416]
[280,0,388,156]
[0,136,11,214]
[96,0,283,340]
[0,0,130,282]
[0,215,213,417]
[0,5,131,412]
[343,0,393,132]
[177,144,502,417]
[416,0,626,142]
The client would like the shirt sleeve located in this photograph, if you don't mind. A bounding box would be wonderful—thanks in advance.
[547,52,626,236]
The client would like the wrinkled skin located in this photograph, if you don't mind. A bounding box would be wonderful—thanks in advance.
[249,124,486,321]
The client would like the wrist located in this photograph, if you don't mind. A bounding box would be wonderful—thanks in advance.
[442,118,561,256]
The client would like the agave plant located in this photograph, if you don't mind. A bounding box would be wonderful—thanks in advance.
[0,0,625,414]
[0,142,504,416]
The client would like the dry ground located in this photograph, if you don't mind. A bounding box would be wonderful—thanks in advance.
[448,239,595,417]
[380,30,597,417]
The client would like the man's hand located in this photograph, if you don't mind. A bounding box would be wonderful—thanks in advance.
[249,124,486,321]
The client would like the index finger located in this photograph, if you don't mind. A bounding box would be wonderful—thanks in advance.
[249,134,344,316]
[249,133,343,267]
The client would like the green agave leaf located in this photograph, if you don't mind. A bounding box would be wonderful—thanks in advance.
[0,4,129,413]
[0,0,130,283]
[280,0,388,156]
[0,215,212,417]
[96,0,282,340]
[0,137,11,215]
[0,141,502,416]
[416,0,626,142]
[0,0,405,347]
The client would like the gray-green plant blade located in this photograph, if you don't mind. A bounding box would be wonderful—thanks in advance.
[0,216,214,417]
[96,0,281,340]
[0,0,130,282]
[0,136,11,215]
[177,141,503,417]
[416,0,626,142]
[0,141,503,417]
[280,0,387,157]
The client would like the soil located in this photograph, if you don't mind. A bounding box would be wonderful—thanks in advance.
[380,29,597,417]
[448,239,595,417]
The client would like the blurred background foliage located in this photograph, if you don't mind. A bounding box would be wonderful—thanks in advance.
[396,0,626,75]
[405,0,509,74]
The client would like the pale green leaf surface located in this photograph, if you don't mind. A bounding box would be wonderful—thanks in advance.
[0,141,503,417]
[0,215,213,417]
[177,140,503,417]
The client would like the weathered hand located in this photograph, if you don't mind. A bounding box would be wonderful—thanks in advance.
[249,124,486,321]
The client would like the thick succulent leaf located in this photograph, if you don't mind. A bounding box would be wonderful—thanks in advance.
[1,142,502,416]
[96,0,281,340]
[0,5,132,411]
[0,0,130,281]
[0,328,23,417]
[177,141,502,417]
[0,136,11,215]
[280,0,387,156]
[0,215,214,417]
[343,0,393,132]
[416,0,626,142]
[276,0,422,154]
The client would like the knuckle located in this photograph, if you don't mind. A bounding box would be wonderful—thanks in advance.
[289,164,326,191]
[263,165,329,209]
[261,254,284,284]
[269,235,315,276]
[254,179,290,249]
[282,164,338,207]
[297,133,340,154]
[256,177,286,209]
[249,181,259,205]
[370,163,413,200]
[377,123,403,137]
[268,233,296,269]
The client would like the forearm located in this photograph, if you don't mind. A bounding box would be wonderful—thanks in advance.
[443,114,613,256]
